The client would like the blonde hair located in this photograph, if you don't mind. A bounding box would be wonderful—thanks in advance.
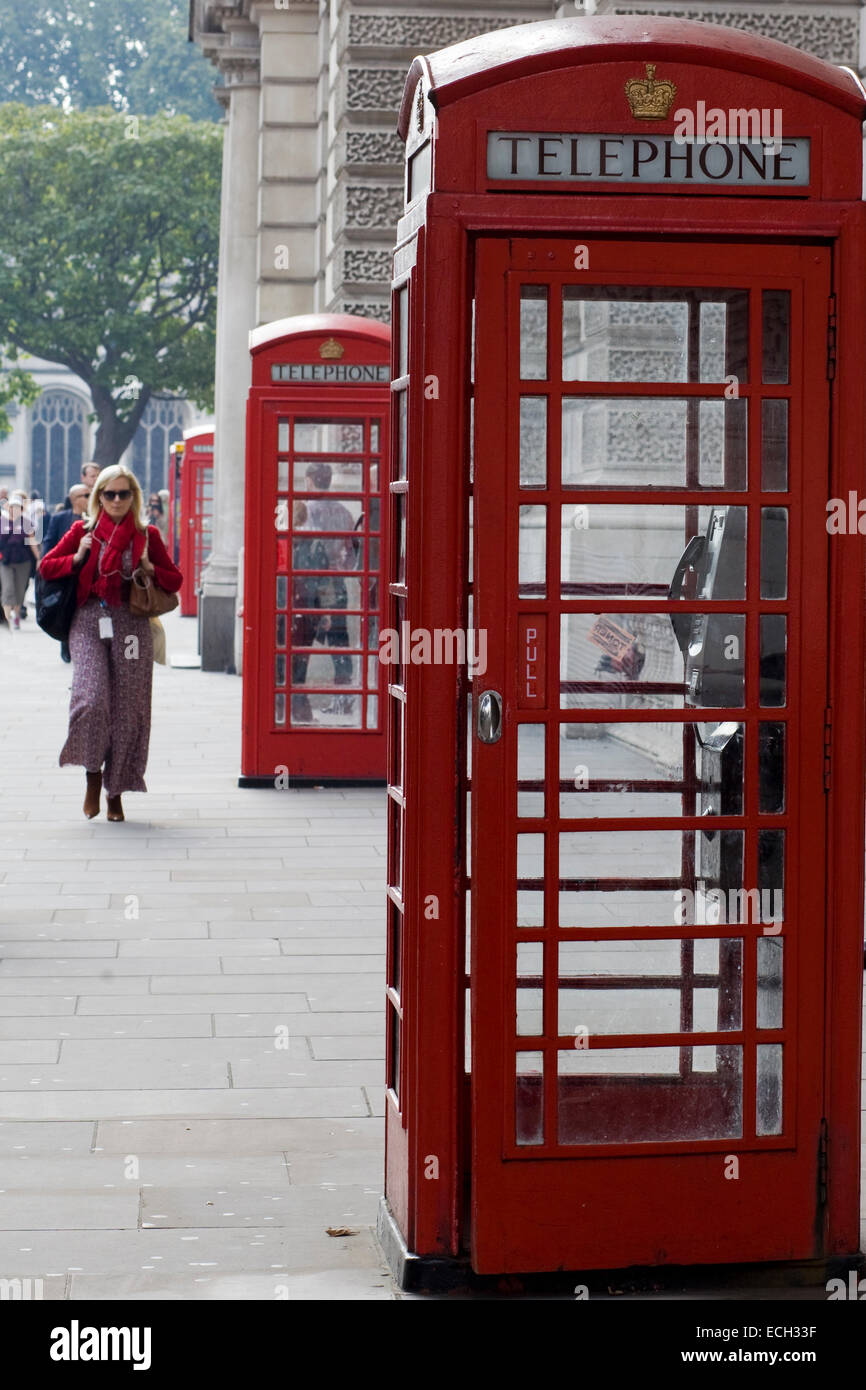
[84,466,146,533]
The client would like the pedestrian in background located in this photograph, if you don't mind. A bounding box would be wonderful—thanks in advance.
[42,484,92,663]
[0,494,40,629]
[147,492,169,545]
[39,464,182,822]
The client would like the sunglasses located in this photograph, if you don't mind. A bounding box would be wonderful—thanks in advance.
[102,489,132,501]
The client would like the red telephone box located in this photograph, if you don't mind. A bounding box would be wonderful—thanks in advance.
[241,314,390,785]
[170,427,214,617]
[380,17,866,1285]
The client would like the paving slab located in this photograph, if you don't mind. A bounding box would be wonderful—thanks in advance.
[94,1117,382,1157]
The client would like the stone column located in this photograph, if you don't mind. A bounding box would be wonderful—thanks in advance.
[199,39,261,673]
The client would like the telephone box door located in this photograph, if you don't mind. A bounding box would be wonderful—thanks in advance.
[471,237,831,1273]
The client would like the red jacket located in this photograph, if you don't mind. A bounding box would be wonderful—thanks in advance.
[40,520,182,608]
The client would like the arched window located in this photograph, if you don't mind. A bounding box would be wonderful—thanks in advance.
[30,390,89,508]
[130,397,188,499]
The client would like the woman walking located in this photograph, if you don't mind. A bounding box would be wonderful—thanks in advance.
[39,465,182,821]
[0,493,41,629]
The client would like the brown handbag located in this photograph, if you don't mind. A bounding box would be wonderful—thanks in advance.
[128,539,179,618]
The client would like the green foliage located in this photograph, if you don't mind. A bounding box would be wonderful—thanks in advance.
[0,0,221,122]
[0,104,222,463]
[0,357,40,440]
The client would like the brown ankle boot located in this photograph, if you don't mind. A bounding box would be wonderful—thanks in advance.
[106,794,124,822]
[84,771,102,819]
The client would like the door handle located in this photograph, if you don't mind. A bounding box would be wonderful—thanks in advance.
[477,690,503,744]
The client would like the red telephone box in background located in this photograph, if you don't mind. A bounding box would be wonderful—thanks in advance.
[171,427,214,617]
[241,314,390,785]
[379,17,866,1287]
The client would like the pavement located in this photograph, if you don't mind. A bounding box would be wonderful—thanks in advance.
[0,602,396,1300]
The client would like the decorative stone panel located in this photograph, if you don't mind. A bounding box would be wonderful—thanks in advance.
[343,248,394,283]
[346,67,408,112]
[341,300,391,323]
[608,6,859,64]
[348,12,537,48]
[346,130,405,166]
[345,183,405,229]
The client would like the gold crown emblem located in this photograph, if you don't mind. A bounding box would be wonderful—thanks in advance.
[319,337,345,360]
[624,63,677,120]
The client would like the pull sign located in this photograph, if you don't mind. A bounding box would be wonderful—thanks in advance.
[518,616,546,708]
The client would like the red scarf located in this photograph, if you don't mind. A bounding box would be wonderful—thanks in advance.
[90,509,145,606]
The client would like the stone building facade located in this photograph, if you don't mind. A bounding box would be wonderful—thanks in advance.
[190,0,865,671]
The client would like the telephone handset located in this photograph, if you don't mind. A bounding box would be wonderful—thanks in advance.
[669,507,746,709]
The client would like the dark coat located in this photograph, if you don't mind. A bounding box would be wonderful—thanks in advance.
[42,508,78,553]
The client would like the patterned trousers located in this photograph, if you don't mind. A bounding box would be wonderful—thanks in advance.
[60,598,155,796]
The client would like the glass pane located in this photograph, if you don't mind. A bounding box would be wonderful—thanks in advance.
[562,505,746,601]
[294,420,364,454]
[559,721,743,819]
[558,1045,742,1144]
[370,421,380,453]
[519,397,547,487]
[394,493,406,585]
[562,397,746,489]
[760,508,787,599]
[516,1053,544,1145]
[762,291,790,385]
[757,939,783,1029]
[398,285,409,378]
[518,723,545,817]
[519,505,546,598]
[397,392,408,480]
[756,1043,783,1134]
[760,615,786,707]
[275,654,286,687]
[518,833,544,886]
[557,938,742,1035]
[278,420,289,451]
[276,576,288,610]
[278,459,289,491]
[560,612,745,710]
[520,286,548,380]
[758,829,784,925]
[294,460,363,492]
[517,890,545,928]
[562,287,748,384]
[517,943,543,1036]
[274,693,286,726]
[294,494,362,535]
[389,804,403,893]
[761,399,788,491]
[366,694,378,728]
[758,723,785,813]
[558,829,744,929]
[275,614,287,648]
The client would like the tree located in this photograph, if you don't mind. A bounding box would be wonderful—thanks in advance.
[0,0,221,122]
[0,104,222,467]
